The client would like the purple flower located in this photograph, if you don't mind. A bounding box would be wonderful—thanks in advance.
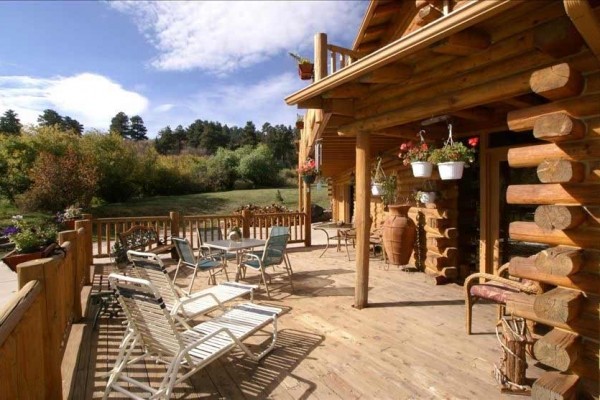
[2,226,20,236]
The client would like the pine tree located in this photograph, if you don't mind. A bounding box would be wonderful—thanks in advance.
[37,109,63,127]
[0,109,22,135]
[110,112,130,137]
[129,115,148,140]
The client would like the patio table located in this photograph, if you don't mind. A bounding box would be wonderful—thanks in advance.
[204,238,266,280]
[312,222,354,259]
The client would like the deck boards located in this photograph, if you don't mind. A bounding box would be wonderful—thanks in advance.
[71,245,542,399]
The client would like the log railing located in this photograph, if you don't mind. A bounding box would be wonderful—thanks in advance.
[93,210,309,256]
[0,221,92,399]
[326,43,360,75]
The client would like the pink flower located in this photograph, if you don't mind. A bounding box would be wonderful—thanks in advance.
[400,143,407,151]
[420,143,428,150]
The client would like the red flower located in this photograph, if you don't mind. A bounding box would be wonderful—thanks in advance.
[400,143,407,151]
[468,137,479,147]
[420,143,428,150]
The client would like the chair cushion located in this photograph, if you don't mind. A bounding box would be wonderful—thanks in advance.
[470,283,519,304]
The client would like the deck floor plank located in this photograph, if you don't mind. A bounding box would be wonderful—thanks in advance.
[70,245,542,399]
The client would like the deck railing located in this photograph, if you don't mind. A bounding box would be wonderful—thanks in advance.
[92,210,309,257]
[0,220,93,399]
[326,43,361,75]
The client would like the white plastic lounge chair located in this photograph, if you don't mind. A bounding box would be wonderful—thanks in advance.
[238,228,293,298]
[172,237,229,294]
[127,250,253,328]
[104,274,280,399]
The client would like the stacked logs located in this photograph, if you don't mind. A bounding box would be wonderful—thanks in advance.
[408,202,458,282]
[505,61,600,400]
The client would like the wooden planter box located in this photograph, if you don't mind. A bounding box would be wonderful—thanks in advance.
[2,243,57,272]
[298,63,314,80]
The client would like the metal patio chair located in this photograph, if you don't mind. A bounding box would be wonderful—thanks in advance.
[196,226,237,264]
[172,237,229,294]
[104,273,281,399]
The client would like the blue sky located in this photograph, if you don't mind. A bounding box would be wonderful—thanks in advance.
[0,1,367,137]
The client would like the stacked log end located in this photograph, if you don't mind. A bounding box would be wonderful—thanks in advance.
[506,60,600,399]
[408,202,458,282]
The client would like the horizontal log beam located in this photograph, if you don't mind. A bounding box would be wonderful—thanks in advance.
[323,83,371,99]
[507,93,600,132]
[530,63,584,100]
[534,287,583,323]
[533,113,586,142]
[534,205,587,230]
[506,184,600,205]
[532,371,579,400]
[535,246,582,277]
[537,159,585,183]
[509,221,600,249]
[533,329,580,372]
[509,256,598,294]
[533,16,585,58]
[432,29,491,56]
[508,141,600,168]
[358,64,413,84]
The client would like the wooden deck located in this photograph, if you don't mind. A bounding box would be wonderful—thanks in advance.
[69,244,542,399]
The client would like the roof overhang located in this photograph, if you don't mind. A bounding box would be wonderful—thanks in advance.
[285,0,519,106]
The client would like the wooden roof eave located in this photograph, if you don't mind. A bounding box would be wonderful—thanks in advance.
[352,0,380,51]
[285,0,519,107]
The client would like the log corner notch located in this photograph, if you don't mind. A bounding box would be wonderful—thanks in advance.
[533,113,586,142]
[534,246,582,276]
[533,328,581,372]
[529,63,584,101]
[533,287,583,324]
[532,371,580,400]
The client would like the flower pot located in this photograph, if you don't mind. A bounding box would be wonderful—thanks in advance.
[419,191,437,204]
[411,161,433,178]
[298,63,314,80]
[1,243,57,272]
[438,161,465,180]
[371,183,383,196]
[302,174,316,184]
[296,121,304,129]
[382,204,416,266]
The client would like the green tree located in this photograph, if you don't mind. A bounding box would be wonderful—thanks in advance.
[154,126,177,155]
[237,144,279,186]
[37,109,63,127]
[240,121,258,147]
[263,123,296,167]
[62,116,84,135]
[129,115,148,140]
[0,109,22,135]
[200,121,229,155]
[173,124,186,154]
[186,119,204,148]
[110,111,130,137]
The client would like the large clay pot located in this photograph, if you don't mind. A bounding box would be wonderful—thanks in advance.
[382,204,416,266]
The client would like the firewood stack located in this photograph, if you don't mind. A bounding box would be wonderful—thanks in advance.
[504,59,600,399]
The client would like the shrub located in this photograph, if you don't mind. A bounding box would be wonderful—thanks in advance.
[0,135,37,201]
[203,148,239,191]
[18,148,98,211]
[237,144,280,187]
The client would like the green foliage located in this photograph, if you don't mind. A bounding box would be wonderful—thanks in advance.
[237,144,280,186]
[0,109,22,135]
[381,173,398,208]
[202,148,239,191]
[129,115,148,141]
[275,190,284,204]
[110,111,130,137]
[0,134,37,201]
[37,109,63,127]
[428,141,476,164]
[3,215,58,253]
[288,52,312,64]
[37,109,83,135]
[17,148,98,211]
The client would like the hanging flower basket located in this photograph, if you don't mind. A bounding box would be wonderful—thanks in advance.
[438,161,465,180]
[418,191,437,204]
[411,161,433,178]
[302,174,316,184]
[298,63,314,80]
[371,183,384,196]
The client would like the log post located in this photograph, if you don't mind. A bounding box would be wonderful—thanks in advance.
[75,219,92,285]
[59,230,81,321]
[354,130,370,309]
[314,33,327,81]
[169,211,180,240]
[533,205,586,230]
[533,329,580,372]
[303,185,312,247]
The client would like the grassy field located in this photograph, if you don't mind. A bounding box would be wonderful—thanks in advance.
[0,186,330,224]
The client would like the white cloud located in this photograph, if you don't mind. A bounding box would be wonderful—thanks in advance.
[0,73,148,130]
[109,1,366,74]
[182,72,304,128]
[154,103,175,113]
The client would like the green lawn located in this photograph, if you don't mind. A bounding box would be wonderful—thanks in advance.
[1,187,330,224]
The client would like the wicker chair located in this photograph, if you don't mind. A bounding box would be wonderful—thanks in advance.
[464,263,541,334]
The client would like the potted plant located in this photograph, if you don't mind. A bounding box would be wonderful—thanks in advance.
[295,114,304,130]
[380,173,398,210]
[398,140,434,178]
[56,204,83,230]
[414,189,439,204]
[1,215,58,271]
[371,157,386,196]
[429,137,478,180]
[289,52,314,80]
[228,226,242,241]
[297,157,319,184]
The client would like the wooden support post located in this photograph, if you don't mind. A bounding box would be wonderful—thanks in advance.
[241,209,251,239]
[534,205,586,230]
[169,211,180,240]
[303,183,312,247]
[354,130,370,309]
[75,219,92,286]
[532,371,579,400]
[314,33,327,81]
[533,329,580,372]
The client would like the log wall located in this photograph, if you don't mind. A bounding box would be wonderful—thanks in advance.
[506,61,600,400]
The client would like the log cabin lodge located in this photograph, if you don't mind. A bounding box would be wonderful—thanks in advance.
[287,0,600,398]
